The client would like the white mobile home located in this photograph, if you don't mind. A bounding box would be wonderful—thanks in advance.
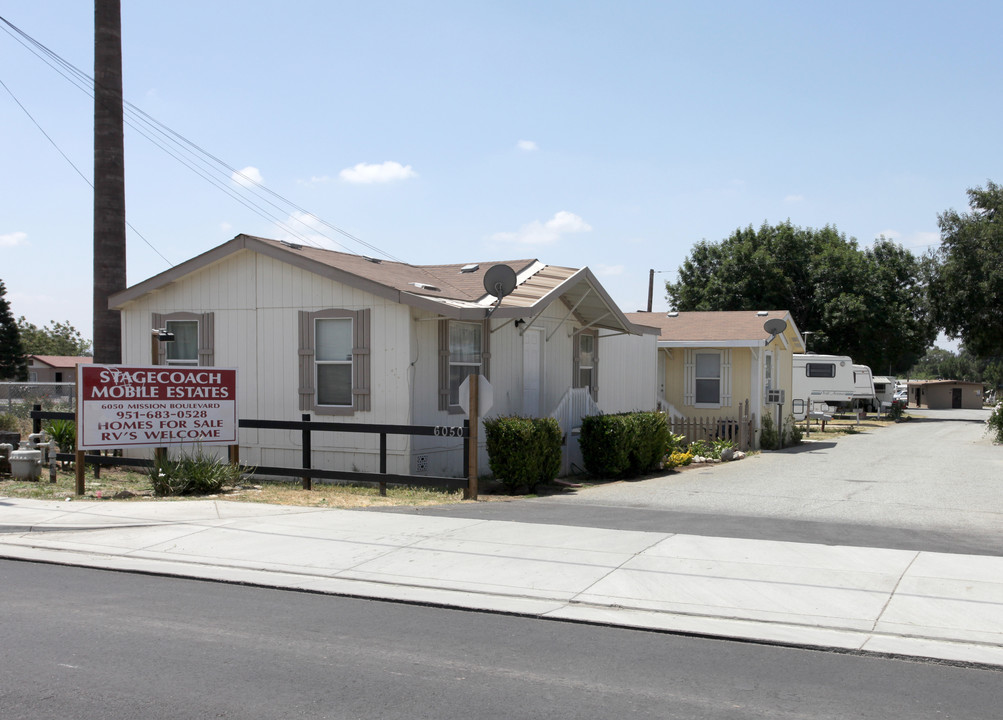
[109,234,655,479]
[792,353,855,419]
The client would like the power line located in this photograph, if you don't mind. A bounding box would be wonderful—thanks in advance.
[0,74,173,267]
[0,14,446,282]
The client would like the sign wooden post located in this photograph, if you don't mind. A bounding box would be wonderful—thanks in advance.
[466,375,478,500]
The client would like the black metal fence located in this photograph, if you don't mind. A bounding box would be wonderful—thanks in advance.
[30,406,470,495]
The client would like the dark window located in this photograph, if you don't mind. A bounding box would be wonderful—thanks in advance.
[806,363,836,378]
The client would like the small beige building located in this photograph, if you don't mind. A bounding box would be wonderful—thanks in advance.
[109,234,656,478]
[27,355,92,384]
[622,310,805,449]
[906,380,983,409]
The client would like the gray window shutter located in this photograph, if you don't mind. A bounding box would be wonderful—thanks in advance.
[683,349,695,406]
[590,329,599,402]
[298,310,314,411]
[438,319,449,411]
[572,332,581,388]
[481,318,490,379]
[198,312,215,366]
[353,309,371,412]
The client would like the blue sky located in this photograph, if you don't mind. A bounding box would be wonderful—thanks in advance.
[3,1,1000,352]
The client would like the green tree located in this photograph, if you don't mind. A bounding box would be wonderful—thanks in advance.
[0,280,28,380]
[667,221,934,373]
[929,180,1003,358]
[16,317,92,356]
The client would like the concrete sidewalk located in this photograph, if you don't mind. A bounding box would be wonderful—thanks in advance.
[2,497,1002,668]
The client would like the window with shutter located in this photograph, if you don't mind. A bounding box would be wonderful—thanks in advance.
[298,308,371,415]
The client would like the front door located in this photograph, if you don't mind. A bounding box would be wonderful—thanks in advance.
[952,387,963,408]
[522,328,543,417]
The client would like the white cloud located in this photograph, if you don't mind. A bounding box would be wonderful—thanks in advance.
[517,139,538,151]
[784,194,804,203]
[298,175,333,186]
[876,229,901,239]
[490,211,592,245]
[232,166,264,187]
[339,161,416,184]
[0,231,27,247]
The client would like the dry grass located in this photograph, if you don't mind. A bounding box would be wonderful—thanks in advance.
[798,413,898,439]
[0,465,469,508]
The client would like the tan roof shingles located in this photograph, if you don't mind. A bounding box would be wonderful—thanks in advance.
[623,310,791,342]
[252,236,542,304]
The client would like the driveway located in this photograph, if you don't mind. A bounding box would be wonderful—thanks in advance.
[386,408,1003,556]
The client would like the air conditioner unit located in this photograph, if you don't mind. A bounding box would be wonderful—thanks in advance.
[765,389,785,404]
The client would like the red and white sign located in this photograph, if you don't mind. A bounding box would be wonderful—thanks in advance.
[77,365,238,450]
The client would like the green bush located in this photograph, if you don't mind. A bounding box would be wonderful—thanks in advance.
[0,412,19,432]
[580,412,671,479]
[987,403,1003,444]
[887,399,906,421]
[150,448,248,496]
[760,413,780,450]
[44,419,76,452]
[483,416,562,491]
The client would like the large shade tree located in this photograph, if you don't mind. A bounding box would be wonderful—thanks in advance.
[666,221,935,373]
[16,318,92,357]
[928,180,1003,359]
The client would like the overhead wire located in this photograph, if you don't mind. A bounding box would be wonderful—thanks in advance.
[0,14,460,287]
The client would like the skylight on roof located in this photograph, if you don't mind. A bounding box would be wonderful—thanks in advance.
[409,282,441,292]
[460,264,479,273]
[363,256,382,264]
[280,240,303,250]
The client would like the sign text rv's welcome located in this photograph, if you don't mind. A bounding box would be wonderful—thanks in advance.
[77,365,238,449]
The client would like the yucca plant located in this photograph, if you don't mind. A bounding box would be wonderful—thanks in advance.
[150,448,250,496]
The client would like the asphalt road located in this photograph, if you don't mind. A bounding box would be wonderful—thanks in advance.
[2,560,999,720]
[382,408,1003,556]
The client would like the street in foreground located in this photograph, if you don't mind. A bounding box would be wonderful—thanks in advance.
[1,560,998,720]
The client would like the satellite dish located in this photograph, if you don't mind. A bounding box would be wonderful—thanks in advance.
[763,318,788,336]
[483,264,517,299]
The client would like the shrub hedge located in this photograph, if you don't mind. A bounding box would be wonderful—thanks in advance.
[580,411,673,479]
[483,416,562,491]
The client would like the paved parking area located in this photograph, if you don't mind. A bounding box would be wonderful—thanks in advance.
[389,408,1003,555]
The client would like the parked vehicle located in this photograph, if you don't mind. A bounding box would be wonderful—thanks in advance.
[792,353,856,420]
[893,388,908,406]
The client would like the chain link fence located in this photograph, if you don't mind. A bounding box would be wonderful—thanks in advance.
[0,383,77,434]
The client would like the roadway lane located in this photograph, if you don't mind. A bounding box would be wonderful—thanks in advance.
[1,560,999,720]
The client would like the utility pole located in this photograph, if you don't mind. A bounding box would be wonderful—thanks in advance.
[646,269,654,312]
[93,0,126,364]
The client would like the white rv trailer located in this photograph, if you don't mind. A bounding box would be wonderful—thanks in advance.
[852,364,878,411]
[792,353,856,420]
[872,375,897,409]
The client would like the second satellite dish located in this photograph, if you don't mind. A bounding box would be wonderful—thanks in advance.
[763,318,788,336]
[483,264,517,299]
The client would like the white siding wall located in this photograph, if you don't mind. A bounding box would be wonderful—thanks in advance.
[410,303,582,478]
[597,330,658,413]
[120,250,414,475]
